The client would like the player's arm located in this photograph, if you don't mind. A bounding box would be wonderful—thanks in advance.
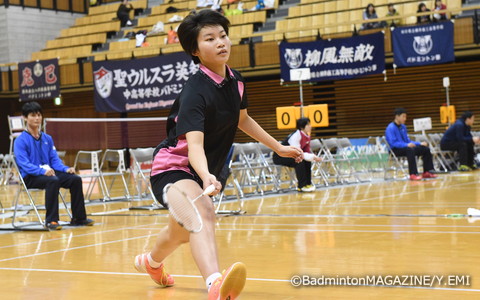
[185,131,222,193]
[238,109,302,161]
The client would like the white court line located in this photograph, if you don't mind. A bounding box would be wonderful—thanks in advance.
[0,233,157,262]
[0,222,167,250]
[90,208,130,215]
[131,227,480,235]
[0,267,478,292]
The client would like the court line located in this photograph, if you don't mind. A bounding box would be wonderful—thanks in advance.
[281,180,478,207]
[0,267,477,292]
[0,233,158,262]
[0,222,167,250]
[131,227,480,234]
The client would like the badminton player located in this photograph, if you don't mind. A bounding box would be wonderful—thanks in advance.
[134,9,303,300]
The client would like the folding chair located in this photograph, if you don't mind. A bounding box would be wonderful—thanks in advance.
[257,143,296,190]
[336,137,372,182]
[379,136,409,180]
[129,147,162,208]
[227,143,265,198]
[427,133,458,171]
[310,138,330,187]
[10,156,72,230]
[72,150,104,201]
[99,149,131,201]
[3,116,26,185]
[320,138,360,184]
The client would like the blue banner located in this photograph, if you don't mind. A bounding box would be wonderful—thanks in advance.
[93,52,197,113]
[279,32,385,82]
[392,21,454,67]
[18,58,60,101]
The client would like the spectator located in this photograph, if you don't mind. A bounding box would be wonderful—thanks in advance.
[433,0,448,21]
[417,3,432,24]
[117,0,134,27]
[383,4,402,27]
[361,3,381,30]
[166,26,179,44]
[385,108,437,180]
[13,101,94,230]
[273,118,322,192]
[440,111,480,171]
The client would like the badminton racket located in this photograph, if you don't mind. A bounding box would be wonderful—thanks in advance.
[163,183,216,233]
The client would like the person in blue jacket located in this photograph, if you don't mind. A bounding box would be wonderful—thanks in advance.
[440,111,480,171]
[13,101,94,230]
[385,108,437,180]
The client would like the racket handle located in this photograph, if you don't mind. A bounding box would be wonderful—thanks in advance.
[203,184,216,196]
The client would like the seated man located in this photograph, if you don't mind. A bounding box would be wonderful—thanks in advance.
[273,117,322,192]
[385,108,437,180]
[14,101,94,230]
[440,111,480,171]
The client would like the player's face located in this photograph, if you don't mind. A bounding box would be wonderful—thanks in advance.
[194,25,231,68]
[25,112,42,130]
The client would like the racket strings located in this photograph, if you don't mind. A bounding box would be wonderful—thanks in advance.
[165,185,203,232]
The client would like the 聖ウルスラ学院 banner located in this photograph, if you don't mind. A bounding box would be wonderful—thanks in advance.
[93,52,197,113]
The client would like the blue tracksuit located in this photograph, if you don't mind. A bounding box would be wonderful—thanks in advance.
[13,131,69,178]
[385,122,420,149]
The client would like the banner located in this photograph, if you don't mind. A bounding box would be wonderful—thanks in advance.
[279,32,385,82]
[392,21,454,67]
[93,52,197,113]
[18,58,60,101]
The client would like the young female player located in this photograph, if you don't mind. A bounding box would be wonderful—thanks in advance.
[134,9,303,300]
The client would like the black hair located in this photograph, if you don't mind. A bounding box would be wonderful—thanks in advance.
[418,3,427,11]
[177,9,231,64]
[296,117,310,130]
[394,108,407,116]
[365,3,376,16]
[22,101,43,117]
[461,111,474,120]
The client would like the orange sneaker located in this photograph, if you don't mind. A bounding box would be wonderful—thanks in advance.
[208,262,247,300]
[134,253,174,287]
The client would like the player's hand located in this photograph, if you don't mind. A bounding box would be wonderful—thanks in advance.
[407,143,416,148]
[202,174,222,196]
[45,169,55,176]
[313,156,323,162]
[420,141,428,147]
[473,136,480,145]
[277,145,303,163]
[66,167,76,174]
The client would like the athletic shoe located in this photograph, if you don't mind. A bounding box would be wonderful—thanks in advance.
[409,174,422,181]
[134,254,174,287]
[208,262,247,300]
[46,221,62,230]
[422,172,438,179]
[70,218,95,226]
[298,185,315,192]
[459,165,472,172]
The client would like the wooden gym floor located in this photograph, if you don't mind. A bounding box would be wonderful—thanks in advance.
[0,172,479,299]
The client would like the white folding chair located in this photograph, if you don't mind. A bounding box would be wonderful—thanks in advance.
[3,116,26,185]
[72,150,104,201]
[99,149,131,201]
[10,156,72,231]
[129,147,161,208]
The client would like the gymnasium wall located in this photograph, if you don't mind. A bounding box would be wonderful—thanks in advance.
[0,6,81,64]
